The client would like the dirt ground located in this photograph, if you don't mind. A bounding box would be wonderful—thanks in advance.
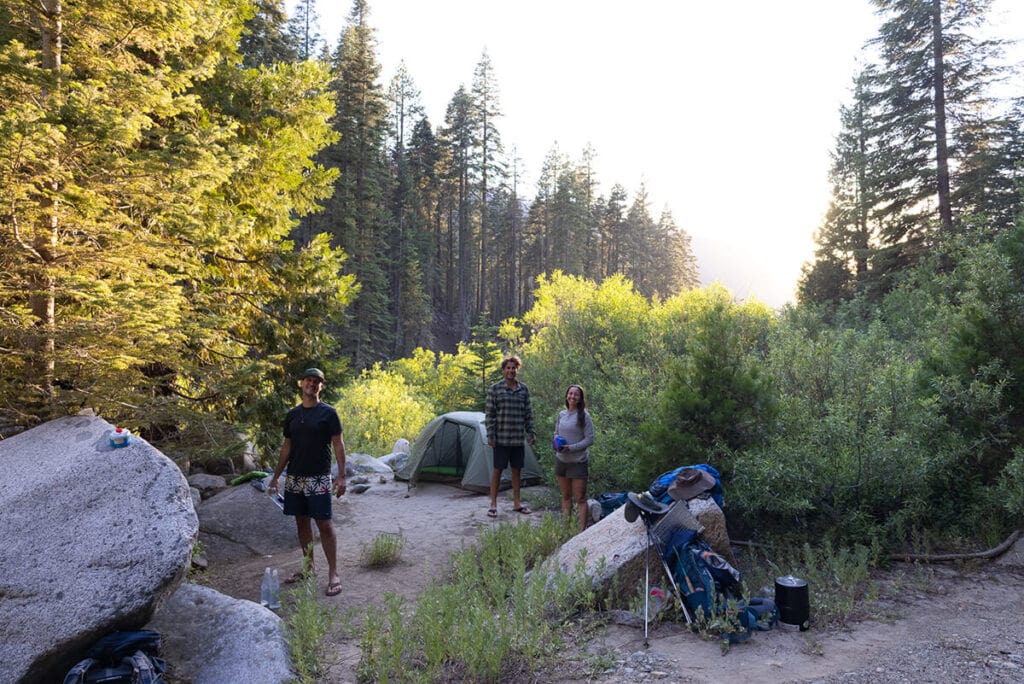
[197,473,1024,683]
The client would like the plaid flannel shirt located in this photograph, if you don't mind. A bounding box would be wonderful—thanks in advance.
[485,380,536,446]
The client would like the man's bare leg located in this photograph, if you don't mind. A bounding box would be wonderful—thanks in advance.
[489,468,502,510]
[511,467,522,509]
[315,518,341,594]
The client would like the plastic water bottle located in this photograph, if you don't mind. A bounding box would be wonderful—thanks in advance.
[268,569,281,610]
[260,567,271,607]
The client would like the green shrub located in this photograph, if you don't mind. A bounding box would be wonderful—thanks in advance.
[282,570,338,683]
[360,532,406,568]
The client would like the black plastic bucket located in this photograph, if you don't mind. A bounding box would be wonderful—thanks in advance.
[774,575,810,631]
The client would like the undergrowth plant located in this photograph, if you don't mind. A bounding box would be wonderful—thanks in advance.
[742,538,880,627]
[356,513,593,683]
[282,555,338,683]
[360,531,406,568]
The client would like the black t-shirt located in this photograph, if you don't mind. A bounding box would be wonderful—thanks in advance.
[283,402,343,476]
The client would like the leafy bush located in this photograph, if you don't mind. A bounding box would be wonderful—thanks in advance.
[639,287,776,481]
[337,366,435,455]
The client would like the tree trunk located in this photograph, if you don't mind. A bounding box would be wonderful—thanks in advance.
[932,0,954,236]
[29,0,63,403]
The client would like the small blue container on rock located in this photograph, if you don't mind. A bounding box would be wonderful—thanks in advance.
[108,427,131,448]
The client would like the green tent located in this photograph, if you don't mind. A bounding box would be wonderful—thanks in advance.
[395,411,543,493]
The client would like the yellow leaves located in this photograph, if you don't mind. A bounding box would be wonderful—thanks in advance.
[338,368,435,455]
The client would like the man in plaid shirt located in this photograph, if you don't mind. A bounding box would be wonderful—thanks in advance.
[485,355,537,517]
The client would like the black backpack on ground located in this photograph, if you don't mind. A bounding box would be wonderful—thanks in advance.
[63,630,166,684]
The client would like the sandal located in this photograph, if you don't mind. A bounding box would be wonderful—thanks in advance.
[487,508,497,518]
[325,581,342,597]
[284,569,311,584]
[513,505,532,515]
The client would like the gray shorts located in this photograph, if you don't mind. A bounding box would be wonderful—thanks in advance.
[555,459,589,479]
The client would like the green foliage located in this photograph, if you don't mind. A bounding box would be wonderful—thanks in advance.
[337,365,435,455]
[995,448,1024,523]
[356,514,591,683]
[732,318,952,541]
[743,539,878,628]
[282,569,338,683]
[521,272,662,489]
[923,225,1024,477]
[360,532,406,568]
[640,286,776,482]
[0,1,352,468]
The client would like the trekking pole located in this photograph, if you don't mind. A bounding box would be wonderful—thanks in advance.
[645,516,694,625]
[643,530,651,648]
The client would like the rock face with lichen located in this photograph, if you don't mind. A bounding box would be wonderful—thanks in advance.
[0,416,198,683]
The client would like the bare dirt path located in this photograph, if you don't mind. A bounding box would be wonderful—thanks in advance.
[197,474,1024,683]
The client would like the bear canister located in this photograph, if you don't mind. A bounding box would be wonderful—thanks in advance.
[774,574,810,631]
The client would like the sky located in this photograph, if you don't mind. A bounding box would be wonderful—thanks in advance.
[295,0,1023,308]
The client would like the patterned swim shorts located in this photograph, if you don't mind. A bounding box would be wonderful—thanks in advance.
[284,473,332,496]
[282,473,334,519]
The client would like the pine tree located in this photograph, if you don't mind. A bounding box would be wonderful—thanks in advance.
[239,0,299,66]
[385,61,432,356]
[470,50,507,318]
[803,0,1020,304]
[800,68,878,303]
[868,0,1016,239]
[306,0,394,368]
[438,85,477,342]
[623,186,657,298]
[0,0,349,450]
[654,208,700,296]
[0,0,246,418]
[287,0,323,61]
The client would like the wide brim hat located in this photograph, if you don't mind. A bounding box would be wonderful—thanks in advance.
[667,467,715,502]
[626,491,670,518]
[300,367,326,383]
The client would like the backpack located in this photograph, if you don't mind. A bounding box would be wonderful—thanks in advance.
[662,529,775,643]
[663,528,739,620]
[596,492,631,518]
[734,597,780,640]
[649,463,725,509]
[63,630,166,684]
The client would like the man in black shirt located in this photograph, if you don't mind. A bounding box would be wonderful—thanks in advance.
[269,368,347,597]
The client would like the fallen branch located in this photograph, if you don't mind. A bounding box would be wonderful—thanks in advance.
[889,529,1022,563]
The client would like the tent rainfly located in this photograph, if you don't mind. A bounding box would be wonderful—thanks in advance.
[395,411,543,493]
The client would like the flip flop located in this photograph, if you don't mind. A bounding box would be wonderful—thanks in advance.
[325,581,342,597]
[284,570,311,584]
[487,508,497,518]
[513,505,532,515]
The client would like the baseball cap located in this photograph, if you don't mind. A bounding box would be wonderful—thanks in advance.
[300,367,326,382]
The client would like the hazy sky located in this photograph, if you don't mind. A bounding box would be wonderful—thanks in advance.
[295,0,1023,308]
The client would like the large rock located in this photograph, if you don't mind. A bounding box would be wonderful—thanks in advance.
[146,583,292,683]
[688,496,737,566]
[550,499,709,607]
[188,472,228,500]
[198,480,304,563]
[0,416,197,684]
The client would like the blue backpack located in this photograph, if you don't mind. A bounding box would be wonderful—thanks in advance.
[649,463,725,509]
[63,631,166,684]
[596,492,631,518]
[662,529,777,643]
